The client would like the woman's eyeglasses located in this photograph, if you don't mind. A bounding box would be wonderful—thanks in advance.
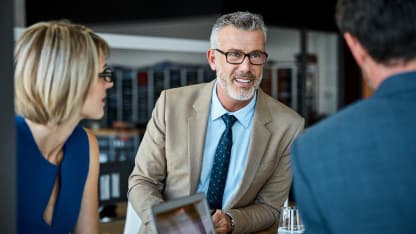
[98,67,114,83]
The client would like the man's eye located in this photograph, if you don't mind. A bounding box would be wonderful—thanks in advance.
[229,51,243,57]
[250,52,261,58]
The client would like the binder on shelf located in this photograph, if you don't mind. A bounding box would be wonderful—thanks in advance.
[106,65,129,126]
[197,67,205,83]
[146,69,155,125]
[152,68,165,106]
[169,68,182,89]
[104,66,120,127]
[121,68,135,123]
[99,174,111,201]
[111,173,120,198]
[185,67,199,85]
[180,68,188,86]
[136,69,150,124]
[98,173,121,201]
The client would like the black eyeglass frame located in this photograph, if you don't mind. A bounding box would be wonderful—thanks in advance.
[98,67,114,83]
[214,48,268,65]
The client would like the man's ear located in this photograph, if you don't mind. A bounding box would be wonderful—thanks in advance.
[207,49,216,71]
[344,32,369,67]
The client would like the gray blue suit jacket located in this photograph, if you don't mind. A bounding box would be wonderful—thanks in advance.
[128,80,304,233]
[291,71,416,234]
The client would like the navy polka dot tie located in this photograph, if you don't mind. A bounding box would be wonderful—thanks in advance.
[207,114,237,210]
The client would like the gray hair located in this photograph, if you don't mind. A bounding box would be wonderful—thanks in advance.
[210,11,267,49]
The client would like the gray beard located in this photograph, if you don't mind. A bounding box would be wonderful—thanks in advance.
[216,71,263,101]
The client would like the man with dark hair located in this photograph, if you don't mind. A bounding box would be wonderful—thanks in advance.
[291,0,416,233]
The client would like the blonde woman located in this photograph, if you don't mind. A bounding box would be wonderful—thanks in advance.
[15,21,113,233]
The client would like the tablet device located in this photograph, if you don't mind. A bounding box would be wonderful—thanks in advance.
[149,193,216,234]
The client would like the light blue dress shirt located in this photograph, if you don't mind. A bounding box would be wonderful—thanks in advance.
[196,81,256,208]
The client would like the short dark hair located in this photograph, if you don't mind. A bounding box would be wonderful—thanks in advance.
[335,0,416,65]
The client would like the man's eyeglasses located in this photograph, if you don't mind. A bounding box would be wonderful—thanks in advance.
[214,48,268,65]
[98,67,114,83]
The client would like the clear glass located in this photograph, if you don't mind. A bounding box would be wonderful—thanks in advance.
[278,206,305,234]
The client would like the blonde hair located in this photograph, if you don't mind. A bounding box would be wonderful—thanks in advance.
[14,20,110,126]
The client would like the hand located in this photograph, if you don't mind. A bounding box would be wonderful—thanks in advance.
[211,209,232,234]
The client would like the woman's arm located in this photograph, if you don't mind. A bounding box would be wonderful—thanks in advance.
[73,128,100,234]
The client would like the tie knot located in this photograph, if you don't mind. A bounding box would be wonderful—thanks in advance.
[222,114,236,128]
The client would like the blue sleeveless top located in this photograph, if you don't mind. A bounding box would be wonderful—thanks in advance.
[16,116,90,234]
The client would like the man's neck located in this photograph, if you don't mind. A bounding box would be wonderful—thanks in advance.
[367,59,416,90]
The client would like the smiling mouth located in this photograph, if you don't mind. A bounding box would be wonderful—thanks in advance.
[234,77,256,87]
[235,78,253,83]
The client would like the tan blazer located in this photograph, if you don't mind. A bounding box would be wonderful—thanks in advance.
[128,80,304,234]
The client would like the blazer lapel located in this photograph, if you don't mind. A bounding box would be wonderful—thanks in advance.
[188,81,215,193]
[226,89,272,208]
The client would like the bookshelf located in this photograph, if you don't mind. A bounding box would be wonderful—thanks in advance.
[92,128,141,206]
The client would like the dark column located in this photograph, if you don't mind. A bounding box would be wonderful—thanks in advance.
[0,0,17,232]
